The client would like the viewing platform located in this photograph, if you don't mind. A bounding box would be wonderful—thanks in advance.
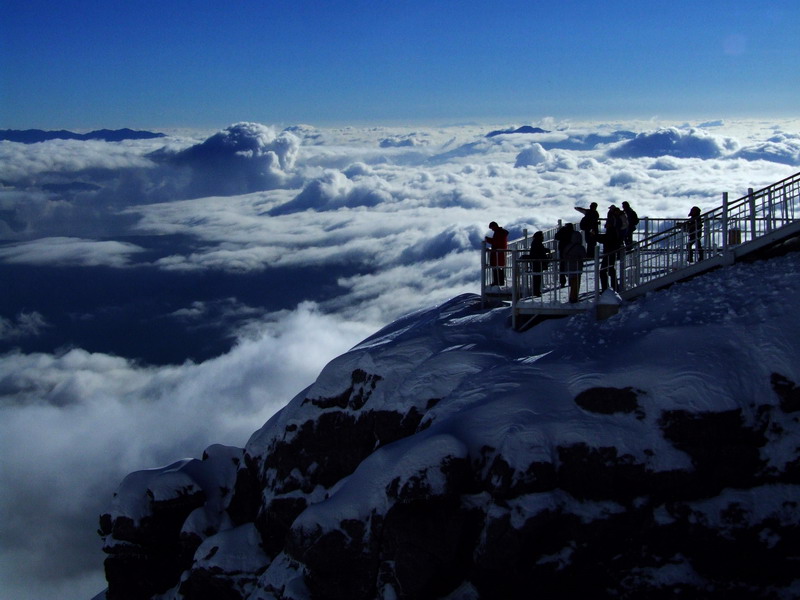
[481,171,800,329]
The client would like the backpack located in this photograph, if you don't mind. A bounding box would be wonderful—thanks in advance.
[564,231,587,260]
[527,243,551,269]
[579,215,592,232]
[628,209,639,228]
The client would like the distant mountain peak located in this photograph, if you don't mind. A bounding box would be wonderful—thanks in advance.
[486,125,550,137]
[0,128,166,143]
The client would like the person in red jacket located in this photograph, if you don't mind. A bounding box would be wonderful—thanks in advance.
[485,221,509,286]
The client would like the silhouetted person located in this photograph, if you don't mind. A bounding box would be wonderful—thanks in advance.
[558,223,586,303]
[683,206,704,262]
[554,222,575,287]
[485,221,509,286]
[575,202,600,256]
[598,206,624,291]
[525,230,551,297]
[622,201,639,249]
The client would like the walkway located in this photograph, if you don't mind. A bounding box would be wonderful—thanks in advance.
[481,170,800,329]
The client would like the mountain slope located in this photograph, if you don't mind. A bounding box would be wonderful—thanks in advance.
[98,248,800,600]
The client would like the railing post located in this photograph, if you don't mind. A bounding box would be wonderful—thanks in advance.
[767,189,774,233]
[480,241,487,308]
[511,252,519,329]
[748,187,757,241]
[786,187,792,222]
[722,192,729,252]
[783,188,790,223]
[593,244,600,303]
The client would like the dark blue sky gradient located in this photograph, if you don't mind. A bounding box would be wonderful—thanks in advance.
[2,0,798,129]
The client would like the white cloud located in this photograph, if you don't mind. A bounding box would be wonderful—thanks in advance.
[165,122,301,198]
[733,134,800,166]
[2,117,799,599]
[514,143,549,167]
[0,138,161,181]
[269,169,393,215]
[0,312,49,340]
[0,302,375,600]
[0,237,145,267]
[379,133,429,148]
[607,127,739,159]
[609,170,640,187]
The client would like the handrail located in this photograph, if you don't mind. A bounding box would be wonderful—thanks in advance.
[482,170,800,312]
[620,171,800,292]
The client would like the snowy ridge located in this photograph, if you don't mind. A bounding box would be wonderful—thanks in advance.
[98,247,800,599]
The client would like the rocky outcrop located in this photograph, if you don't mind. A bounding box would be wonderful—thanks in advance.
[99,294,800,599]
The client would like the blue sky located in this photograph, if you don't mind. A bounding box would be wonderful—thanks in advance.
[1,0,798,130]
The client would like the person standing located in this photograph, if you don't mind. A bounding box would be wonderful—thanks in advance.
[683,206,704,262]
[485,221,509,286]
[575,202,600,256]
[598,206,624,291]
[621,201,639,249]
[554,222,574,287]
[527,230,551,297]
[562,224,586,303]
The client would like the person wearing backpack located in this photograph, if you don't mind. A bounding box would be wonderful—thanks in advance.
[598,206,624,292]
[575,202,600,256]
[622,201,639,249]
[617,208,629,251]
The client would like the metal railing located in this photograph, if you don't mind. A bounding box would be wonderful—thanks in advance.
[481,170,800,312]
[482,219,681,297]
[620,172,800,290]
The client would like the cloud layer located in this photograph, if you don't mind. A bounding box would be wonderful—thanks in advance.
[0,304,374,600]
[1,117,799,599]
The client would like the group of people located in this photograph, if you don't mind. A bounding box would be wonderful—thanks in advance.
[484,202,703,302]
[572,201,640,296]
[574,200,640,256]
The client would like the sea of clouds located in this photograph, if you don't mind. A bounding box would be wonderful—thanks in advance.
[1,117,799,599]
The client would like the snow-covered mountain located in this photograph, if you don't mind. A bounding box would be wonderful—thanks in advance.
[98,241,800,599]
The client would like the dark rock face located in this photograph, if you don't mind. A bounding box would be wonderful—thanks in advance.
[574,386,644,417]
[98,309,800,600]
[99,484,205,600]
